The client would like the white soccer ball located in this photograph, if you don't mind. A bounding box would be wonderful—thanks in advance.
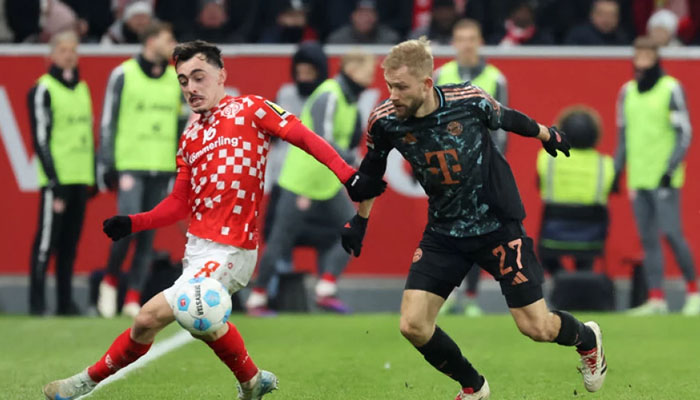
[172,277,232,335]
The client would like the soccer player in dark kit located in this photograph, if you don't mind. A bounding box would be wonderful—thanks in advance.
[341,38,607,399]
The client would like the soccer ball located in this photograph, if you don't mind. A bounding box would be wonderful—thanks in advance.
[172,277,232,335]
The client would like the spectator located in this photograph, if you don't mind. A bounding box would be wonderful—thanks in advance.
[614,37,699,316]
[409,0,459,45]
[536,106,614,275]
[565,0,629,45]
[101,0,152,44]
[259,0,317,43]
[0,0,12,42]
[63,0,114,42]
[247,50,376,316]
[27,30,95,315]
[157,0,260,43]
[96,22,182,318]
[434,18,509,317]
[327,0,399,44]
[489,0,554,46]
[647,9,682,47]
[5,0,41,42]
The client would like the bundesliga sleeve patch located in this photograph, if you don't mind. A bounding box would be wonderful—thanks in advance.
[264,100,288,117]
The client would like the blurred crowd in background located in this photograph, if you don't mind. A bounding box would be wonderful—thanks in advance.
[2,0,700,47]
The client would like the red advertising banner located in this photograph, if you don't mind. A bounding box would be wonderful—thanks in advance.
[0,51,698,278]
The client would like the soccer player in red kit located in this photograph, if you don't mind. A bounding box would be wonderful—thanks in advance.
[43,40,386,400]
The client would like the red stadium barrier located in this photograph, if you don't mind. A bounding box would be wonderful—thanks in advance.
[0,50,698,278]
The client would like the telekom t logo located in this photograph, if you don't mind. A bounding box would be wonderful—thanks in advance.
[425,149,461,184]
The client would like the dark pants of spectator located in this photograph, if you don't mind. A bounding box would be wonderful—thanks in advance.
[632,188,696,291]
[254,187,355,290]
[106,172,170,292]
[29,185,89,314]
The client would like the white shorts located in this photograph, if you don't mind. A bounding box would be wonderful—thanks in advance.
[163,234,258,309]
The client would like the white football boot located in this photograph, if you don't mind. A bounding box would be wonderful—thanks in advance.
[97,281,118,318]
[627,299,668,316]
[121,302,141,318]
[455,379,490,399]
[237,370,278,400]
[681,293,700,316]
[577,321,607,392]
[43,369,96,400]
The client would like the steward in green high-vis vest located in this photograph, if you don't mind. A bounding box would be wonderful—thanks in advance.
[100,57,180,176]
[27,31,95,316]
[35,73,94,186]
[434,18,508,156]
[96,22,185,319]
[613,37,698,316]
[249,51,376,313]
[278,77,359,200]
[537,107,614,274]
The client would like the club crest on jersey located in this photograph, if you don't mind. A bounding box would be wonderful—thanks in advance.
[221,102,242,119]
[447,121,463,136]
[401,132,418,144]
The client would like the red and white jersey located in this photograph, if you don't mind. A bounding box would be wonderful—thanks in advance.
[178,95,298,249]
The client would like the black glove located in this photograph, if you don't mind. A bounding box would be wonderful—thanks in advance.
[103,215,132,241]
[542,126,571,158]
[103,169,119,192]
[344,171,387,202]
[341,214,368,257]
[659,173,672,188]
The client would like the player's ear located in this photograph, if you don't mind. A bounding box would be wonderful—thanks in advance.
[424,75,434,92]
[218,68,227,85]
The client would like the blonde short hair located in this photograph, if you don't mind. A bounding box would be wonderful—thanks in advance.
[50,30,79,50]
[340,49,375,70]
[382,36,433,79]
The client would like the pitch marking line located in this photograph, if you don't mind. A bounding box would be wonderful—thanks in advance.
[80,330,195,398]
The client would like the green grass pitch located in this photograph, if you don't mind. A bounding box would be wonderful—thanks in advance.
[2,313,699,399]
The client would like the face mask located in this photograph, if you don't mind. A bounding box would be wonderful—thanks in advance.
[296,81,317,97]
[635,61,662,93]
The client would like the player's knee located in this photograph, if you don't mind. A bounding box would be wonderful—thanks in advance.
[399,316,431,345]
[132,310,161,340]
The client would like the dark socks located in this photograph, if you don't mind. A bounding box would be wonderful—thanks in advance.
[553,310,596,351]
[415,326,483,390]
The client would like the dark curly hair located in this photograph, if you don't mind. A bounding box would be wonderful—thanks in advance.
[172,40,224,69]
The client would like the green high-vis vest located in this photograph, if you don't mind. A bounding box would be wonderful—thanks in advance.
[114,59,180,172]
[436,60,502,96]
[37,74,94,186]
[537,148,614,205]
[278,78,357,200]
[623,76,685,189]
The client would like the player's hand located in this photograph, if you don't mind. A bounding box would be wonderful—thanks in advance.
[103,169,119,192]
[344,171,387,202]
[542,126,570,158]
[341,214,368,257]
[659,173,672,188]
[103,215,132,241]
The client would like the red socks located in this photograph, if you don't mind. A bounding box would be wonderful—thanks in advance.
[206,322,259,383]
[87,328,151,382]
[649,289,665,300]
[124,289,141,305]
[687,281,698,294]
[320,273,336,284]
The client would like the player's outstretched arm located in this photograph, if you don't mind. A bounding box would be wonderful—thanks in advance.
[102,174,190,241]
[499,107,571,157]
[283,122,387,201]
